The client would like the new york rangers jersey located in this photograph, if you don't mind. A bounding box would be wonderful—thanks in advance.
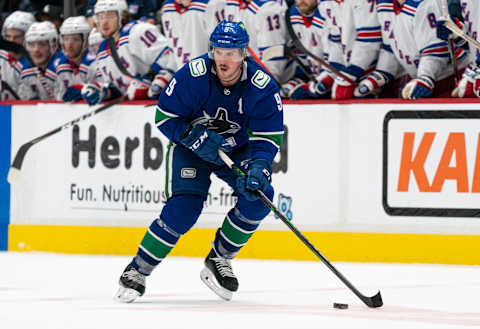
[225,0,289,82]
[161,0,225,68]
[288,4,326,76]
[95,20,176,94]
[0,50,23,100]
[53,50,97,100]
[319,0,381,80]
[375,0,466,80]
[155,54,284,163]
[18,52,61,100]
[460,0,479,61]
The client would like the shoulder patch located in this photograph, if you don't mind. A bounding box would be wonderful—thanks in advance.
[189,58,207,77]
[251,70,271,89]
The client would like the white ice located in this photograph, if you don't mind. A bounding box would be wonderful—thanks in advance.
[1,252,479,329]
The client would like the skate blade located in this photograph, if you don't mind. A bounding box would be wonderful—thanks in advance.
[200,267,233,301]
[115,286,141,303]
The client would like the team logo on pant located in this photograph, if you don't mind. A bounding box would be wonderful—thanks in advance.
[191,108,241,135]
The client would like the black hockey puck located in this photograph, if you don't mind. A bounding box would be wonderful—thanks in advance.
[333,303,349,309]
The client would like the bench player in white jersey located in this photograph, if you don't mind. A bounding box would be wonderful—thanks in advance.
[0,11,36,100]
[18,21,61,100]
[54,16,98,102]
[437,0,480,97]
[278,0,328,99]
[225,0,291,83]
[313,0,382,99]
[80,0,177,105]
[356,0,468,99]
[160,0,226,68]
[88,28,105,55]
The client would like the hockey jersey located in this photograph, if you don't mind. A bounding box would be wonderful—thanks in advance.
[155,54,284,163]
[95,20,176,94]
[0,50,23,100]
[18,51,62,100]
[161,0,225,68]
[53,50,97,100]
[460,0,479,61]
[375,0,466,80]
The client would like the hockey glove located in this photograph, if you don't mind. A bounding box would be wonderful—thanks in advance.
[401,75,434,99]
[452,62,480,98]
[314,71,335,95]
[81,83,107,106]
[148,70,173,98]
[437,18,463,41]
[354,70,393,97]
[62,84,84,102]
[236,159,272,201]
[180,125,232,166]
[127,79,149,100]
[290,81,320,100]
[280,78,306,98]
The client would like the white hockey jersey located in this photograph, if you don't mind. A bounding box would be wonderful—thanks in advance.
[375,0,465,81]
[95,20,176,94]
[18,52,61,100]
[161,0,225,68]
[225,0,290,82]
[53,50,97,100]
[319,0,381,80]
[460,0,479,61]
[0,50,23,100]
[288,4,326,76]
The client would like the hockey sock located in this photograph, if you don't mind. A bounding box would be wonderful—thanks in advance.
[133,217,180,275]
[214,207,262,259]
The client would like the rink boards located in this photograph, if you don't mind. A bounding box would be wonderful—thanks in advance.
[2,99,480,264]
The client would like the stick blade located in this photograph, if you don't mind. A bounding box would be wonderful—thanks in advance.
[7,167,21,184]
[363,291,383,308]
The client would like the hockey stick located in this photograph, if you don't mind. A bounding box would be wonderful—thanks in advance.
[263,44,317,82]
[247,46,282,86]
[284,6,355,84]
[7,95,126,183]
[441,15,480,51]
[441,0,460,83]
[218,150,383,308]
[0,38,34,65]
[0,79,20,100]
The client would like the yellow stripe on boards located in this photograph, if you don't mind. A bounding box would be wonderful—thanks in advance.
[7,224,480,265]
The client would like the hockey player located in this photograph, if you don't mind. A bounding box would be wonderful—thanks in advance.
[115,21,284,302]
[0,11,36,100]
[224,0,291,84]
[80,0,176,105]
[55,16,98,102]
[355,0,468,99]
[160,0,226,68]
[437,0,480,98]
[18,21,61,100]
[88,28,105,55]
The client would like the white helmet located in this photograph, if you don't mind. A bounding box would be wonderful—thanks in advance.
[60,16,91,50]
[1,11,36,38]
[94,0,128,25]
[88,28,104,47]
[25,21,58,54]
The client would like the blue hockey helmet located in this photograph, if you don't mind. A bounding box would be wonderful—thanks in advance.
[209,21,249,61]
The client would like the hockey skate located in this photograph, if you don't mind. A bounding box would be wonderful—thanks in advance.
[115,263,146,303]
[200,249,239,301]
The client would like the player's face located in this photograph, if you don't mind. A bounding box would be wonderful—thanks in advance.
[4,28,25,60]
[213,47,244,86]
[96,11,120,38]
[295,0,317,16]
[62,34,84,59]
[26,40,51,67]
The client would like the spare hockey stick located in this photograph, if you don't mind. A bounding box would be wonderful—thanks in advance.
[441,0,460,83]
[7,95,126,183]
[0,38,34,65]
[0,80,20,100]
[218,150,383,308]
[284,6,355,84]
[441,16,480,51]
[263,44,317,82]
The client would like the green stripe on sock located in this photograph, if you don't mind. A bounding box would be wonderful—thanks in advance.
[220,217,254,246]
[140,231,174,259]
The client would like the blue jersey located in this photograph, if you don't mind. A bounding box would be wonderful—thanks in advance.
[155,54,284,163]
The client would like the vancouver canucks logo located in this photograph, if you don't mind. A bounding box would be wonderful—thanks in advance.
[191,108,241,135]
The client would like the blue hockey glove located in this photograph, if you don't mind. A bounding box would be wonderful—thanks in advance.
[180,125,232,165]
[236,159,272,201]
[401,75,434,99]
[81,83,107,106]
[62,84,83,102]
[436,19,452,41]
